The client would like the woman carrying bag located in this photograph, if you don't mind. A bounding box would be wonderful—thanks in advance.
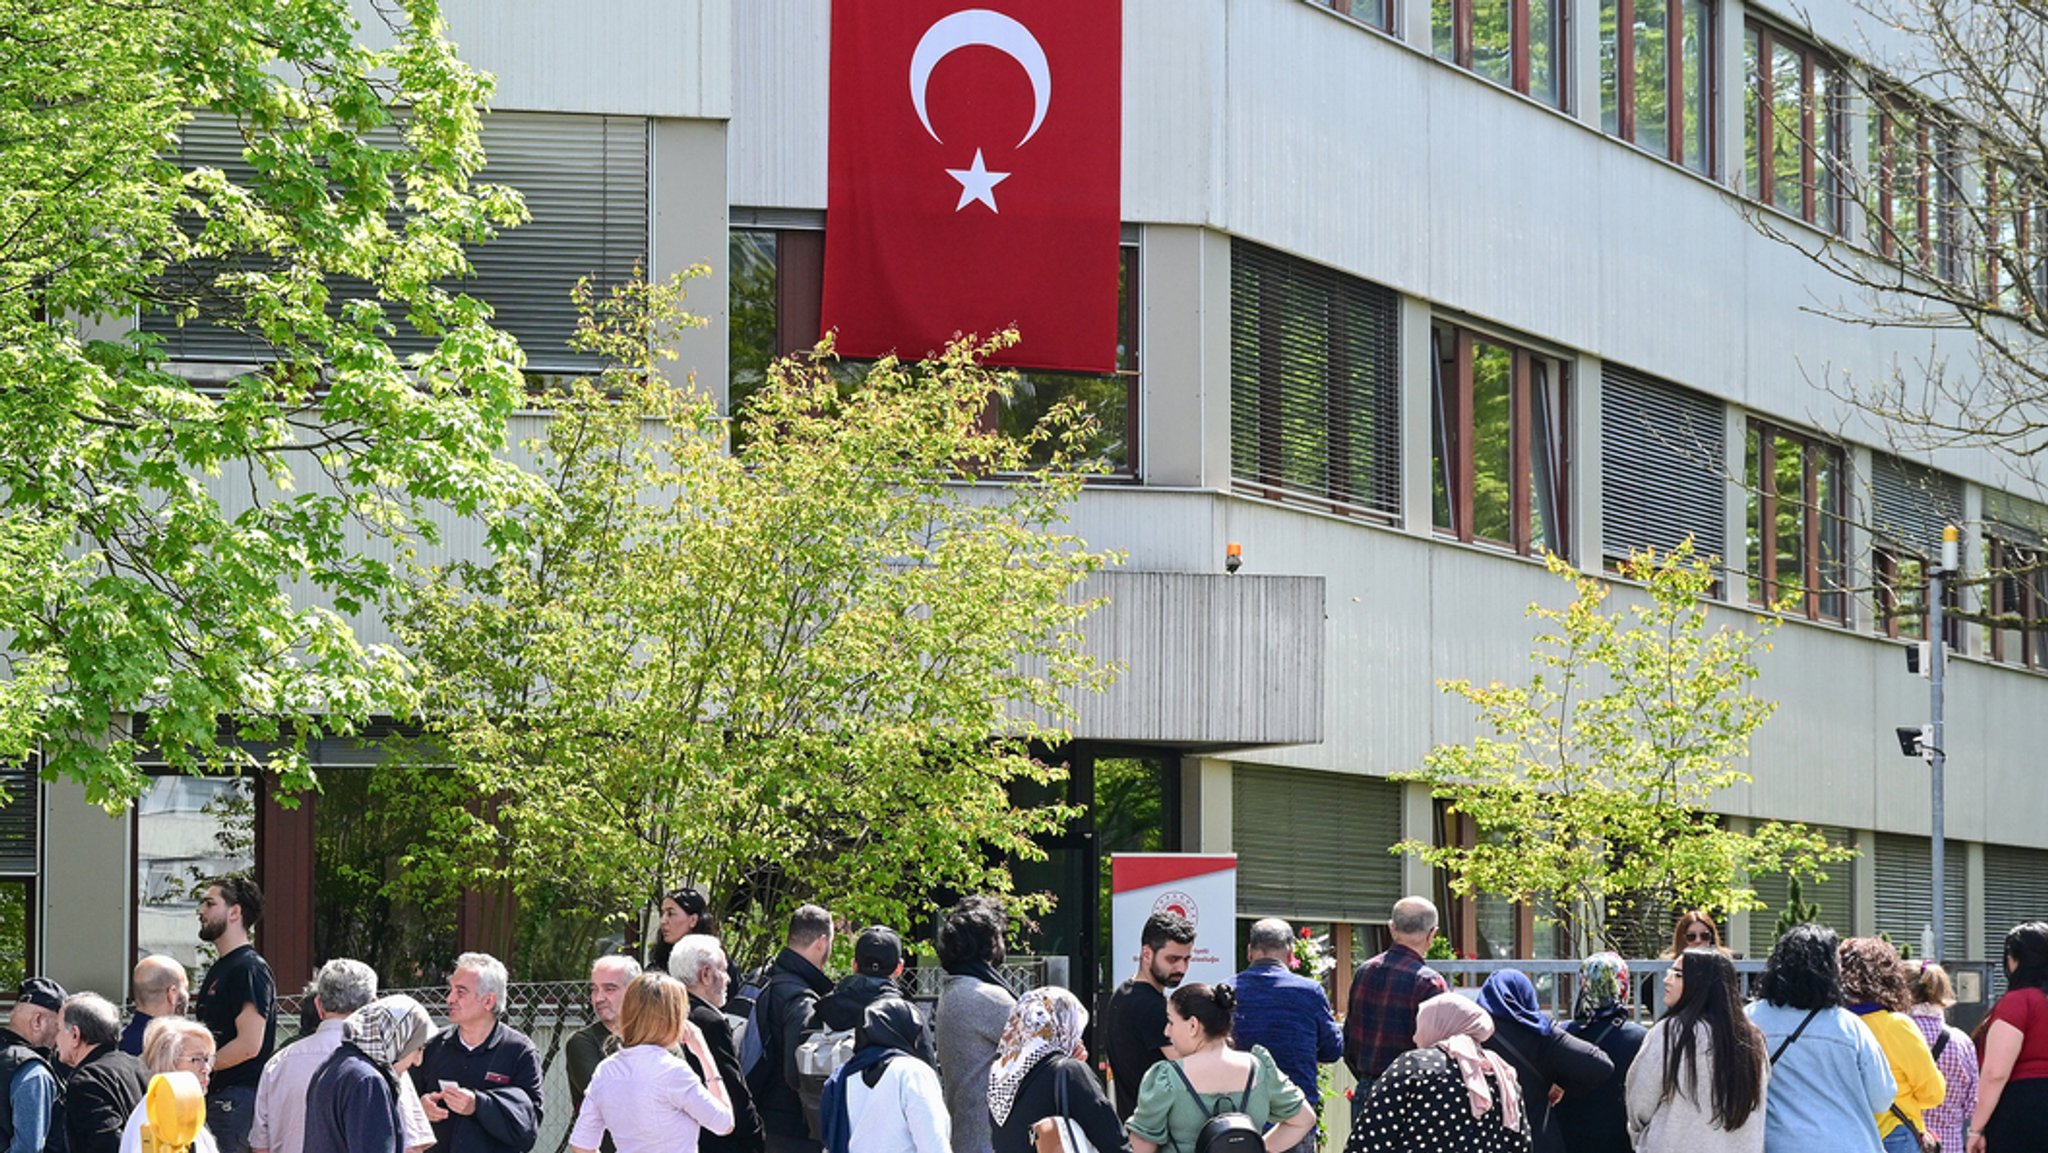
[987,988,1129,1153]
[1125,983,1315,1153]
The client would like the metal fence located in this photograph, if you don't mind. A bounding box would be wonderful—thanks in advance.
[1430,958,1768,1022]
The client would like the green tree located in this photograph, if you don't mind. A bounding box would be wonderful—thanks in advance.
[0,0,537,805]
[1398,543,1854,956]
[391,275,1120,967]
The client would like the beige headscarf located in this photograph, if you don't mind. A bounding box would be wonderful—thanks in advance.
[1415,993,1524,1131]
[344,995,435,1070]
[987,987,1088,1128]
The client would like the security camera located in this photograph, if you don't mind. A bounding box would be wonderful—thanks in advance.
[1895,725,1935,760]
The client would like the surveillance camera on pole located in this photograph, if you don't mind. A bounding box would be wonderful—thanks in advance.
[1895,724,1934,761]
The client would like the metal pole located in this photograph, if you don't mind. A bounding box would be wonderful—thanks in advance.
[1930,525,1957,962]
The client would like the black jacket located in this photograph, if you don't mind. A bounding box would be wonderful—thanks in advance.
[688,994,764,1153]
[304,1044,405,1153]
[814,975,936,1067]
[746,948,832,1140]
[990,1055,1130,1153]
[61,1044,150,1153]
[409,1021,544,1153]
[1482,1016,1614,1153]
[0,1029,55,1152]
[1550,1013,1648,1153]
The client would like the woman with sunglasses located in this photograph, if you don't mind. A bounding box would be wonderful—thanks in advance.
[1624,948,1768,1152]
[1667,912,1727,958]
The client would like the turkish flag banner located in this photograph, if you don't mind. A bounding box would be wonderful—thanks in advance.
[823,2,1122,374]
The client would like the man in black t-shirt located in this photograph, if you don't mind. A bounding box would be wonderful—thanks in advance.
[1100,910,1195,1119]
[192,875,277,1153]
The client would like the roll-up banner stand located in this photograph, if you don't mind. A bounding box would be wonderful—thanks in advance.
[1109,853,1238,989]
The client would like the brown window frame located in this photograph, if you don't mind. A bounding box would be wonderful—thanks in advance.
[1435,0,1570,109]
[1315,0,1396,33]
[1602,0,1716,174]
[1745,21,1845,233]
[1985,537,2048,669]
[1873,542,1961,647]
[1431,321,1572,559]
[1746,420,1848,623]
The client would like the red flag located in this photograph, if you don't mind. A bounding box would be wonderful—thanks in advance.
[823,2,1122,373]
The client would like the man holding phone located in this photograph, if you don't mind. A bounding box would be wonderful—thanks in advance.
[411,953,544,1153]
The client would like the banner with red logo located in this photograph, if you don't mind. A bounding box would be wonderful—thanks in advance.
[1110,854,1238,990]
[822,2,1122,373]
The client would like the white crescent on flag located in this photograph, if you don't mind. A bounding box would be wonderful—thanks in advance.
[908,9,1052,147]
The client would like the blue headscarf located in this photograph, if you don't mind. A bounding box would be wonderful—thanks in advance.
[1476,969,1557,1035]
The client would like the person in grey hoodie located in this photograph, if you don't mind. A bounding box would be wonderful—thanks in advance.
[933,896,1015,1153]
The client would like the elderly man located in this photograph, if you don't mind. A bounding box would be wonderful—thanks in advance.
[563,954,640,1153]
[1343,896,1449,1124]
[54,993,148,1153]
[411,953,543,1153]
[1232,919,1342,1153]
[250,958,435,1153]
[670,935,764,1153]
[1,977,65,1153]
[121,955,189,1056]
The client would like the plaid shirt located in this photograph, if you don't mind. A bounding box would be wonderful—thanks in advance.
[1908,1006,1978,1152]
[1343,942,1448,1078]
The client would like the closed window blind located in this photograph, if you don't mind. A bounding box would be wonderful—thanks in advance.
[0,765,37,875]
[1747,826,1854,958]
[1230,241,1401,520]
[1232,765,1402,923]
[1873,833,1967,959]
[1871,457,1962,556]
[142,112,649,372]
[1986,844,2048,994]
[1600,366,1726,565]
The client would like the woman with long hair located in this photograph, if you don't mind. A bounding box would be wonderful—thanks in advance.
[1348,993,1531,1153]
[1554,953,1648,1153]
[1745,925,1895,1153]
[1125,983,1315,1153]
[648,887,712,975]
[303,995,436,1153]
[1965,921,2048,1152]
[1839,937,1945,1153]
[986,987,1128,1153]
[570,972,734,1153]
[1474,969,1614,1153]
[1624,948,1768,1152]
[1906,962,1977,1153]
[1667,912,1727,958]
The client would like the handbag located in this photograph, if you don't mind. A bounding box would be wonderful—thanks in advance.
[1890,1105,1942,1153]
[1031,1058,1103,1153]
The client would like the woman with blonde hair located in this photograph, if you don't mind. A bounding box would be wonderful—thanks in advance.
[571,973,735,1153]
[119,1017,220,1153]
[1905,962,1976,1153]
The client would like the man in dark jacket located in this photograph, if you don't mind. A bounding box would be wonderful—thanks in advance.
[54,993,149,1153]
[411,953,543,1153]
[0,976,65,1153]
[670,934,764,1153]
[1231,919,1342,1152]
[815,928,935,1066]
[747,905,833,1153]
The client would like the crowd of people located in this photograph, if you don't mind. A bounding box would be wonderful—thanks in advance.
[4,878,2047,1153]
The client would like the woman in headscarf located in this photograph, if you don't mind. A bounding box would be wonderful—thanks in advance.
[1476,969,1614,1153]
[819,996,951,1153]
[986,987,1130,1153]
[1554,953,1647,1153]
[302,994,435,1153]
[1348,992,1531,1153]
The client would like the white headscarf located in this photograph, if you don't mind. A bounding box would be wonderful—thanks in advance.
[987,987,1088,1127]
[343,995,435,1070]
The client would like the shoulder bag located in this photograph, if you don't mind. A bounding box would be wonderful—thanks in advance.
[1032,1059,1102,1153]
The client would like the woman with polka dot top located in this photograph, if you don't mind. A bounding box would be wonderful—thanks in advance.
[1346,993,1532,1153]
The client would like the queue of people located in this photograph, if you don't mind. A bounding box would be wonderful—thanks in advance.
[8,880,2048,1153]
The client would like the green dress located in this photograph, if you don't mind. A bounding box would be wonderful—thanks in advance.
[1127,1044,1307,1151]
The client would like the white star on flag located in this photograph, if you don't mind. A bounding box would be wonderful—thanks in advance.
[947,149,1011,213]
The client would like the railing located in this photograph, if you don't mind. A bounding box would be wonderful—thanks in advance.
[1430,958,1770,1022]
[901,954,1066,999]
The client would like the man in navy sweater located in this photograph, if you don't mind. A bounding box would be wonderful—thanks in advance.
[1232,918,1343,1153]
[411,954,543,1153]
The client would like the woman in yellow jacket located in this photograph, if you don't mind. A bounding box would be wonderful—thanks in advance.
[1839,938,1945,1153]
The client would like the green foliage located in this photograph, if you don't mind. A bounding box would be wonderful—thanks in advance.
[1397,542,1855,956]
[390,274,1120,967]
[0,0,538,806]
[1773,876,1827,943]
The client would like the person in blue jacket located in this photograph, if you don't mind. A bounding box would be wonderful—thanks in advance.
[1232,918,1343,1152]
[1744,924,1895,1153]
[304,995,435,1153]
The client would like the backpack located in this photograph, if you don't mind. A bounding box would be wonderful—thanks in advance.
[737,967,804,1092]
[1167,1059,1263,1153]
[795,1026,857,1139]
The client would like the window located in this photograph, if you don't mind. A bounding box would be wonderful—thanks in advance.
[1600,365,1726,574]
[1868,95,1965,278]
[1433,0,1567,108]
[135,775,254,975]
[731,223,1141,473]
[1985,536,2048,668]
[1743,23,1844,231]
[1744,421,1846,621]
[0,764,34,988]
[143,112,650,373]
[1310,0,1395,32]
[1600,0,1714,173]
[1985,166,2048,314]
[1431,321,1570,556]
[1229,241,1402,520]
[1870,455,1962,644]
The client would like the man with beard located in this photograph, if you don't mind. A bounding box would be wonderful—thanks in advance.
[1101,910,1195,1120]
[814,928,934,1064]
[0,977,64,1153]
[192,876,278,1153]
[564,954,640,1153]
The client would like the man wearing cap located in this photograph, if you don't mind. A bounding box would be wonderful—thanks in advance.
[815,927,935,1066]
[1,976,66,1153]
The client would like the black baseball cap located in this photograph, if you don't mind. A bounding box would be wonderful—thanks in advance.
[854,926,904,976]
[16,977,65,1012]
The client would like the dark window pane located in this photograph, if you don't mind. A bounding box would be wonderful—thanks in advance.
[1600,0,1623,135]
[1682,0,1712,172]
[1530,0,1562,105]
[1773,434,1806,604]
[1746,424,1763,604]
[1770,43,1804,213]
[0,880,24,990]
[729,229,780,422]
[1744,30,1763,197]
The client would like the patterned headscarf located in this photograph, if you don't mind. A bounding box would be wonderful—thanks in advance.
[1574,952,1631,1021]
[1415,993,1524,1130]
[987,986,1088,1127]
[343,995,434,1070]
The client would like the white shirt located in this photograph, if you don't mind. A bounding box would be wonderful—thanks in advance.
[119,1099,222,1153]
[841,1058,951,1153]
[569,1043,734,1153]
[248,1018,436,1153]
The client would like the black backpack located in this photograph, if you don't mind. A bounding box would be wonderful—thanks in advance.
[1166,1059,1264,1153]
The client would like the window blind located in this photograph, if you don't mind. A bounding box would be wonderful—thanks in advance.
[1872,832,1967,959]
[1232,765,1403,923]
[1871,457,1963,556]
[1747,826,1854,958]
[1986,844,2048,993]
[1600,365,1726,565]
